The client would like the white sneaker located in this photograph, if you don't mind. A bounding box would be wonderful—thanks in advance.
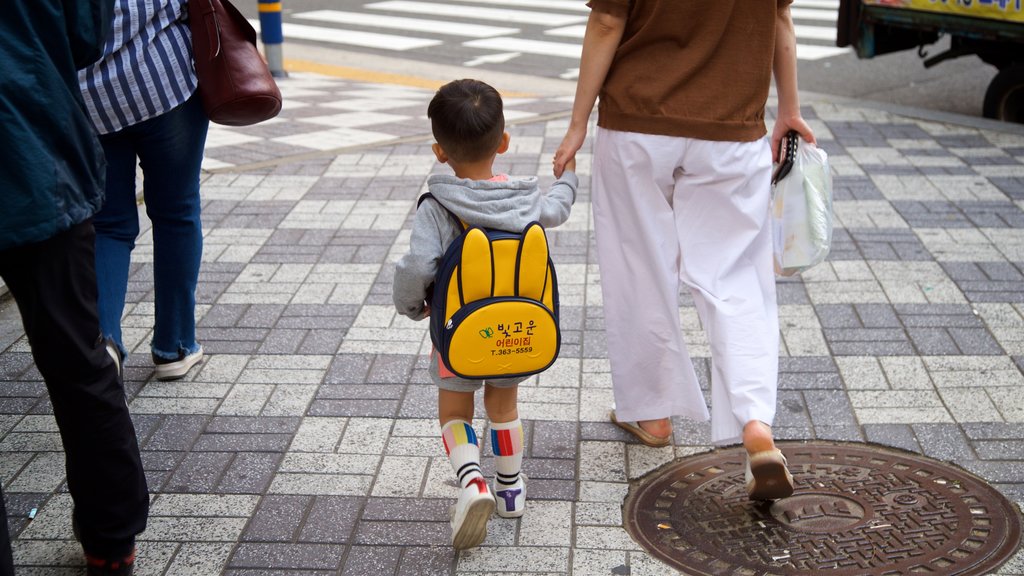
[450,477,494,550]
[493,474,526,518]
[152,345,203,381]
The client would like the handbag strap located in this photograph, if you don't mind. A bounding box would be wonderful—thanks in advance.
[194,0,222,58]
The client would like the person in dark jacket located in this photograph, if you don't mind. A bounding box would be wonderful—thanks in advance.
[0,1,149,574]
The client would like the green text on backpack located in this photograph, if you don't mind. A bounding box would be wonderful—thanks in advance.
[423,194,561,380]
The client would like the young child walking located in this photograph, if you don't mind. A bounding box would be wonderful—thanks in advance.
[393,79,577,549]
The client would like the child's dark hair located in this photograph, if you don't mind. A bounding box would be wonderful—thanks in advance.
[428,79,505,164]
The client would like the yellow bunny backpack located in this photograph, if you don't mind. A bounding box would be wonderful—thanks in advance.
[421,194,561,380]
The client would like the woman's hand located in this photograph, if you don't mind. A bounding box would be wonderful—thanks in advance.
[770,115,816,164]
[553,124,586,178]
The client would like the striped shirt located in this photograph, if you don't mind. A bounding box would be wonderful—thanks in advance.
[78,0,198,135]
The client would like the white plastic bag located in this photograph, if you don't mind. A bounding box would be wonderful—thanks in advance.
[770,136,833,277]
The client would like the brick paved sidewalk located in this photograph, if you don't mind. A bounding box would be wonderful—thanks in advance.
[2,73,1024,574]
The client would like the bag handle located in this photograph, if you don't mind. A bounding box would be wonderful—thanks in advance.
[195,0,222,58]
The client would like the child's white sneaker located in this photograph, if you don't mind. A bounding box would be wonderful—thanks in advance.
[450,477,494,549]
[493,474,526,518]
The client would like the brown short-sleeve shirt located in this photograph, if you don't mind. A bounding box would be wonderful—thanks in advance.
[590,0,793,142]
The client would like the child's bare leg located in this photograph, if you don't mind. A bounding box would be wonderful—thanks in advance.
[484,383,526,517]
[439,389,475,426]
[483,384,517,423]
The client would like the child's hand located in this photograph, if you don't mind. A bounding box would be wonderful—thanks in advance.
[564,156,576,174]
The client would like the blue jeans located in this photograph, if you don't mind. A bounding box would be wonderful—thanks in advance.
[94,94,208,360]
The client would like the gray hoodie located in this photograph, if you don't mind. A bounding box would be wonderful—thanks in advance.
[393,171,578,320]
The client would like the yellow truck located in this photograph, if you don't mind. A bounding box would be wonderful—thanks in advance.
[838,0,1024,121]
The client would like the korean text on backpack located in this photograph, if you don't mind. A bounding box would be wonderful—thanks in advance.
[421,194,561,380]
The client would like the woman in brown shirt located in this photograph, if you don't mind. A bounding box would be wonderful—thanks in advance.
[554,0,816,500]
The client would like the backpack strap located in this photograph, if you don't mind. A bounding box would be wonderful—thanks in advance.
[417,193,466,230]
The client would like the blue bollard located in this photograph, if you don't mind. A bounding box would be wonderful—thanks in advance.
[258,0,287,78]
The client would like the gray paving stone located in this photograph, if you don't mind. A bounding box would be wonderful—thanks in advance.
[990,176,1024,199]
[912,424,977,462]
[256,330,305,354]
[229,543,344,570]
[193,433,292,453]
[959,460,1024,483]
[218,453,282,494]
[297,496,363,543]
[864,424,921,453]
[804,390,857,427]
[355,521,449,546]
[362,498,450,523]
[143,415,209,451]
[398,385,438,419]
[206,416,300,434]
[395,546,455,576]
[324,354,374,385]
[907,328,962,355]
[813,425,864,442]
[962,422,1024,440]
[531,421,578,459]
[832,175,885,201]
[308,399,400,418]
[774,392,812,428]
[164,452,233,493]
[367,356,417,385]
[319,384,405,400]
[242,495,310,542]
[342,546,401,576]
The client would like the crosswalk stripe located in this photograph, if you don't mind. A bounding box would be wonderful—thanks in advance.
[463,37,582,59]
[294,9,520,38]
[442,0,590,11]
[791,7,839,22]
[545,25,586,39]
[794,24,837,41]
[249,19,441,51]
[365,0,588,26]
[271,2,849,64]
[793,0,840,9]
[797,44,850,60]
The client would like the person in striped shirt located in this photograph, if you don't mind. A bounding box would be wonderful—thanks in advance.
[78,0,208,382]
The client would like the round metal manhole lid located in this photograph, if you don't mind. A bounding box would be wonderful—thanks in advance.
[623,441,1022,575]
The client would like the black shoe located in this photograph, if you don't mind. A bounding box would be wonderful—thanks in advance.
[152,345,203,381]
[85,549,135,576]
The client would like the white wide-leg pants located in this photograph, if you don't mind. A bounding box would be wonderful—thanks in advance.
[592,128,779,445]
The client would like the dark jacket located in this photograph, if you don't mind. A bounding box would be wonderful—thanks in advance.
[0,0,112,251]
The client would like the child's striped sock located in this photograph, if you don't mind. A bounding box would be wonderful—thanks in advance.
[490,418,524,487]
[442,420,484,488]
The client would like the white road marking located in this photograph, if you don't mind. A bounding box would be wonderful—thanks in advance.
[365,1,587,26]
[294,9,519,38]
[249,19,441,50]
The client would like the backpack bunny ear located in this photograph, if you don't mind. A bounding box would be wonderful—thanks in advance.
[516,222,549,300]
[459,227,493,304]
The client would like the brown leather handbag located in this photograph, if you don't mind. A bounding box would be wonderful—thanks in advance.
[189,0,282,126]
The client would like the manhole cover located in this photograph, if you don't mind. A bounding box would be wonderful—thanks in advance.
[623,441,1022,575]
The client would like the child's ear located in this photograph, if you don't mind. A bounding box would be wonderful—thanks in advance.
[432,143,449,164]
[496,132,510,155]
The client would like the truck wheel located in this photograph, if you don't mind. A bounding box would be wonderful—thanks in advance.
[984,65,1024,123]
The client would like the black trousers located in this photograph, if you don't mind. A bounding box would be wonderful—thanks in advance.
[0,221,148,559]
[0,488,11,576]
